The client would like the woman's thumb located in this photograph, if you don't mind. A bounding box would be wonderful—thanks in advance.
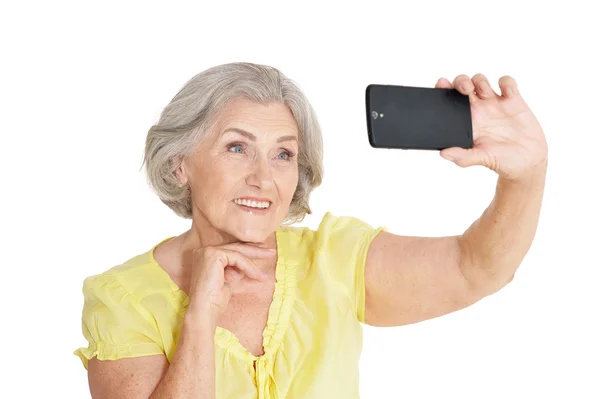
[440,147,486,168]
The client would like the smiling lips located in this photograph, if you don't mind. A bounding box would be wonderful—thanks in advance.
[233,198,271,209]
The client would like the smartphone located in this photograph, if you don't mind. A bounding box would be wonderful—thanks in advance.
[366,83,473,150]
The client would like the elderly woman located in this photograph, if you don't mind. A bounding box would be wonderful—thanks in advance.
[74,62,548,398]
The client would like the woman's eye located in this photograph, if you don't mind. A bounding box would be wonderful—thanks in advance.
[229,144,243,153]
[277,151,290,160]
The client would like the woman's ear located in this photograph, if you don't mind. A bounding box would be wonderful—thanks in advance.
[173,156,188,186]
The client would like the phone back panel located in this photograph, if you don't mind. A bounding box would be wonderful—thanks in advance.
[366,84,473,150]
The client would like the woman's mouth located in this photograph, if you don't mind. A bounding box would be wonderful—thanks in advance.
[233,198,272,214]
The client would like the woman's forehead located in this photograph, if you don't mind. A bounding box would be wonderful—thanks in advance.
[215,99,299,138]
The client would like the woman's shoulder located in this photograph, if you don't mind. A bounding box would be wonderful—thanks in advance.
[279,211,386,262]
[283,212,387,321]
[79,237,178,301]
[284,211,384,243]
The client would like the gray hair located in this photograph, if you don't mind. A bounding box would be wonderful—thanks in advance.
[141,62,324,225]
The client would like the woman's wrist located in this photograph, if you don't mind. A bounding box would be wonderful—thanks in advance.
[184,300,219,333]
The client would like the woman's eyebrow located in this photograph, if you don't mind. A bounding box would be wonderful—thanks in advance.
[222,127,297,143]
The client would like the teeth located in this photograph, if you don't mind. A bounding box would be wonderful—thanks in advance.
[234,198,270,209]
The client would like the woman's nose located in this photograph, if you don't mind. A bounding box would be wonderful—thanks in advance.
[246,157,274,188]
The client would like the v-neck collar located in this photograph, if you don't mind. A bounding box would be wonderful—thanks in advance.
[148,226,297,364]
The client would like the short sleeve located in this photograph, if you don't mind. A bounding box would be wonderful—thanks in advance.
[73,273,164,369]
[314,212,387,323]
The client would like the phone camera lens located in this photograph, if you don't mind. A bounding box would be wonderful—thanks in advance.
[371,111,378,120]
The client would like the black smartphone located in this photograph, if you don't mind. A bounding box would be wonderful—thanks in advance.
[366,83,473,150]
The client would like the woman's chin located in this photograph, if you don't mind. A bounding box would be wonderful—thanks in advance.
[227,220,275,243]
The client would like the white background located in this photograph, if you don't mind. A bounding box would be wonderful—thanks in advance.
[2,1,599,398]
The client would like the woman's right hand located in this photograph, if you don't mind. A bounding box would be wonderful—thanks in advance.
[186,243,276,321]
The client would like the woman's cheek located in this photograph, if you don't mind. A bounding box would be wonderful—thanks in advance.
[280,168,299,199]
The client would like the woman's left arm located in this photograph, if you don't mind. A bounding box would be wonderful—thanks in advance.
[363,73,548,327]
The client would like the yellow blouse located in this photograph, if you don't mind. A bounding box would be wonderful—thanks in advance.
[74,212,386,398]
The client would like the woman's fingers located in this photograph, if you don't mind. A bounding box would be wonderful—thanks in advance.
[472,73,497,100]
[224,267,244,284]
[193,243,275,282]
[435,77,453,89]
[452,74,479,103]
[498,75,519,98]
[223,242,277,259]
[448,73,503,102]
[218,249,270,282]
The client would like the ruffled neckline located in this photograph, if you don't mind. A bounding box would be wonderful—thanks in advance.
[147,227,297,364]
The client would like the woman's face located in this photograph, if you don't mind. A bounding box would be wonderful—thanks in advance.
[178,97,300,243]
